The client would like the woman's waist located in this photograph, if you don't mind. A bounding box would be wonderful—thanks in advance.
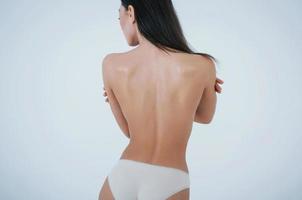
[119,143,189,173]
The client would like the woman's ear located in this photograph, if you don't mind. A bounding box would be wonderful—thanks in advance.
[127,5,136,24]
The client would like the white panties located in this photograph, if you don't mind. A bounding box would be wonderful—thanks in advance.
[107,159,190,200]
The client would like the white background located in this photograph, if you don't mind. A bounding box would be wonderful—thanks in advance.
[1,0,301,199]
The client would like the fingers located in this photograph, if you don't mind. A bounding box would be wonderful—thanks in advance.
[103,86,109,103]
[215,84,222,93]
[215,78,223,94]
[216,77,224,84]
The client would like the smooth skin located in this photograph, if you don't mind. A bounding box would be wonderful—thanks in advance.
[103,77,224,102]
[99,4,224,200]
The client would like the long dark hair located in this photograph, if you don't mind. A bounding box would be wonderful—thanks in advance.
[121,0,219,65]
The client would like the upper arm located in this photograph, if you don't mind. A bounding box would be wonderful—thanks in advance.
[102,54,130,137]
[102,54,115,91]
[195,59,217,124]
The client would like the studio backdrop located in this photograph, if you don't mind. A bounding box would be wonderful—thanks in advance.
[0,0,301,199]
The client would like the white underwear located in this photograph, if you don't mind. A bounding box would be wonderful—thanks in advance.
[107,159,190,200]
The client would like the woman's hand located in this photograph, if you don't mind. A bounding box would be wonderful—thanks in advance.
[103,86,109,103]
[215,77,224,93]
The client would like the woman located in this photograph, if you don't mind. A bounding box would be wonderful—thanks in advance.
[99,0,224,199]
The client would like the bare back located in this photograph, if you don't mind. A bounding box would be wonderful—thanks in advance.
[108,47,214,173]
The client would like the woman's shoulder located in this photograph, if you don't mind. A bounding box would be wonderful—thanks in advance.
[102,51,132,66]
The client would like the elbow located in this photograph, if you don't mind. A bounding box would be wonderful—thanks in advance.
[125,131,130,139]
[203,118,213,124]
[194,112,214,124]
[194,116,213,124]
[122,130,130,139]
[122,125,131,139]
